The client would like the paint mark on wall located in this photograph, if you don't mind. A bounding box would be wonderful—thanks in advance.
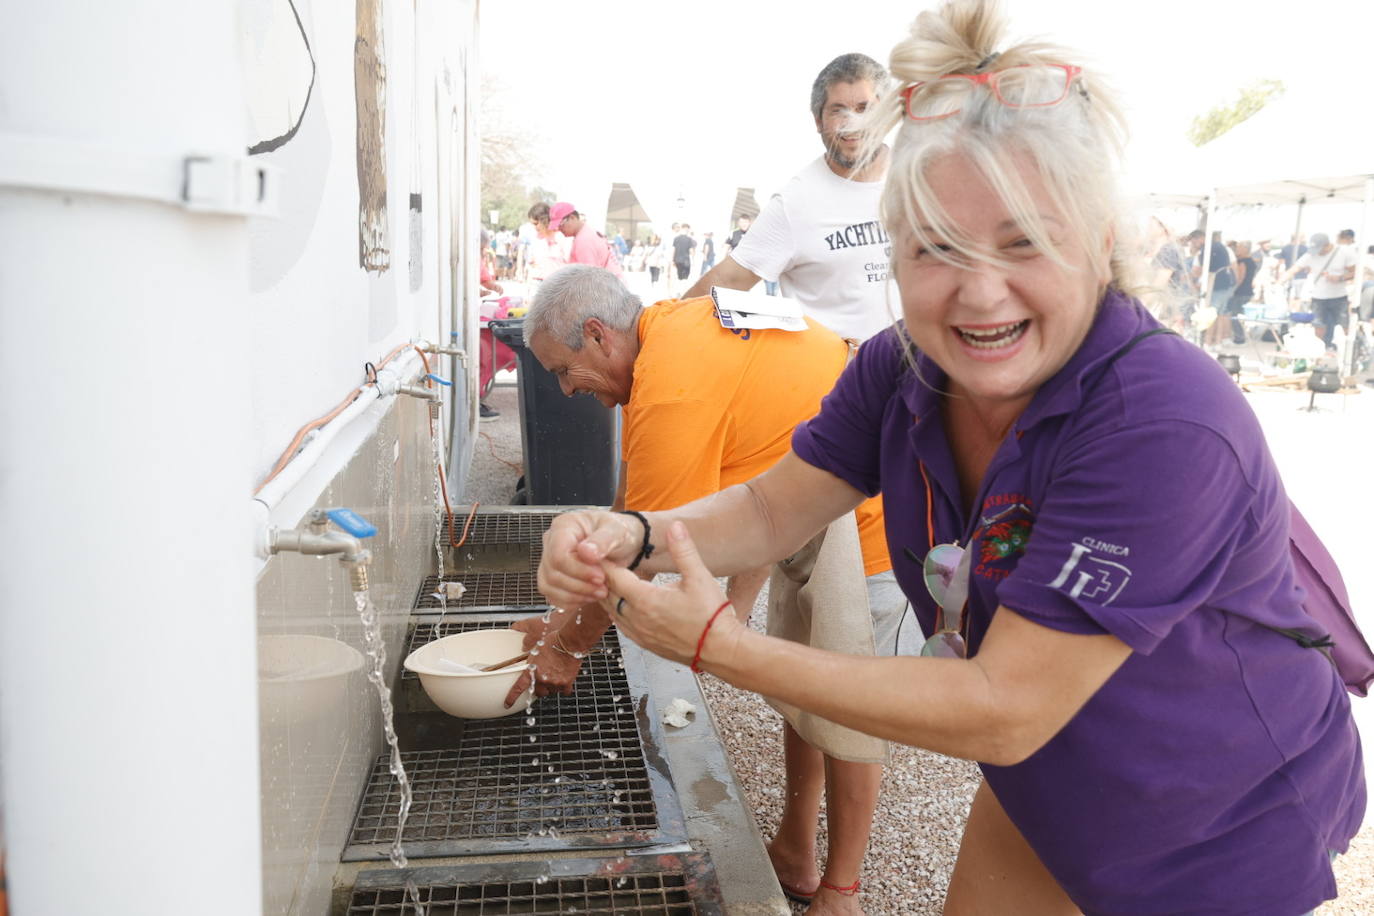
[355,0,389,272]
[242,0,316,155]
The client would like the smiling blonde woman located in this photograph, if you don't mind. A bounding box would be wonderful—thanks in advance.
[533,3,1365,913]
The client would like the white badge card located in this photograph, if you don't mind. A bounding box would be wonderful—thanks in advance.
[710,286,808,332]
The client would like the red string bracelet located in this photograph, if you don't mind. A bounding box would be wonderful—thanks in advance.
[819,878,861,896]
[691,600,733,673]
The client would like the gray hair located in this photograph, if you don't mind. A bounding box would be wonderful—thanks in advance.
[526,265,643,350]
[811,53,890,121]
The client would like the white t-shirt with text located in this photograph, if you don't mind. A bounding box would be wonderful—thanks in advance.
[730,156,894,341]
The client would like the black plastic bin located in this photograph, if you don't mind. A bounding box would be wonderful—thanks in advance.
[490,318,619,505]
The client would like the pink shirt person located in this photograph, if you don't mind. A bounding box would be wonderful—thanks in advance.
[550,201,622,276]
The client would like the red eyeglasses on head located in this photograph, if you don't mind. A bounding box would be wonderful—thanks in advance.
[899,64,1084,122]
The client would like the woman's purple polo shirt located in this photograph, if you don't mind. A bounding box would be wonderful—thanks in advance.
[792,292,1365,915]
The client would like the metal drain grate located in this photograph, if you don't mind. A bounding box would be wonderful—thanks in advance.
[347,853,724,914]
[416,511,560,612]
[439,511,558,549]
[347,626,686,860]
[414,573,546,611]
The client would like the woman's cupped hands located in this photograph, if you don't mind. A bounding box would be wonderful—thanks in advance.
[537,509,646,607]
[602,521,739,668]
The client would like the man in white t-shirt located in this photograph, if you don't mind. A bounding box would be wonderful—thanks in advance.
[684,51,903,914]
[1283,231,1359,349]
[684,53,893,342]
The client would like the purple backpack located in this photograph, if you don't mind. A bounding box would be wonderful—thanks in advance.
[1285,503,1374,696]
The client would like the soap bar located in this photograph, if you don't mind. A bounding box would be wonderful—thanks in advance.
[661,697,697,729]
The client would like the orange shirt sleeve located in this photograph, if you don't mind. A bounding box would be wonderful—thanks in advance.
[622,398,731,511]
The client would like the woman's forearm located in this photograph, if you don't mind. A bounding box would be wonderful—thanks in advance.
[637,453,865,578]
[706,626,1018,763]
[700,606,1131,766]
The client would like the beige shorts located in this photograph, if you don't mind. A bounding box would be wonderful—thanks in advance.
[765,513,905,765]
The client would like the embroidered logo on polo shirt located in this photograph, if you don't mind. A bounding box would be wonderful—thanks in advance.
[1048,540,1133,605]
[971,495,1034,583]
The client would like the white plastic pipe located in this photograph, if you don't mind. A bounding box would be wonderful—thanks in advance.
[0,2,262,914]
[251,351,425,557]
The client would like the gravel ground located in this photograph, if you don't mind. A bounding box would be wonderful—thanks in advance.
[462,380,524,506]
[460,370,1374,915]
[697,587,980,915]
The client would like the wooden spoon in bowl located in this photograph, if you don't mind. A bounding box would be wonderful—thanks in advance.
[478,651,531,672]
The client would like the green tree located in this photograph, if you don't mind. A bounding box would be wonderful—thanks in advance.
[1186,79,1285,147]
[479,76,550,229]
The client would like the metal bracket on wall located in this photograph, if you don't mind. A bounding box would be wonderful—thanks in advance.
[0,133,280,217]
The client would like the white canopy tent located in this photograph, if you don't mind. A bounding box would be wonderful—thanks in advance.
[1130,88,1373,370]
[1193,89,1374,371]
[1197,87,1374,209]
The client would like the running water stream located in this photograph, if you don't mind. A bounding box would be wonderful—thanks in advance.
[430,402,450,626]
[353,587,426,915]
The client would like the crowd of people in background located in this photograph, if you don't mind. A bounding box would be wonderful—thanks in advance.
[487,207,1374,377]
[485,209,763,301]
[1143,221,1373,361]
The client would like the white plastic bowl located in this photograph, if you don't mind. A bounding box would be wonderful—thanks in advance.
[402,629,533,719]
[257,634,365,725]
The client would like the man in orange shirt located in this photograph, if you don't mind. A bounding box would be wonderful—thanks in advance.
[511,264,911,908]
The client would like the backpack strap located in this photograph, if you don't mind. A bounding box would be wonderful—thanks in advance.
[1264,626,1335,655]
[1094,327,1179,380]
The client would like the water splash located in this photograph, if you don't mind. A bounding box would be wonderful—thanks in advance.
[352,588,425,915]
[430,416,449,628]
[403,877,425,915]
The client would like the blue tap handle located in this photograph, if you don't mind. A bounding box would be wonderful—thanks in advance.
[426,373,452,387]
[326,508,377,539]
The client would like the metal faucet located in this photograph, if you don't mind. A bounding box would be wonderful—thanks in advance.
[268,508,376,591]
[397,383,440,401]
[420,337,468,366]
